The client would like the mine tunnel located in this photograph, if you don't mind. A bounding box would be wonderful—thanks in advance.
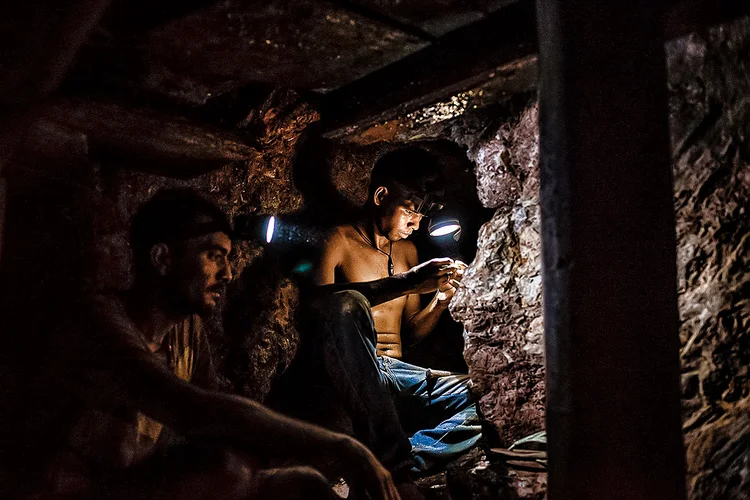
[0,1,748,499]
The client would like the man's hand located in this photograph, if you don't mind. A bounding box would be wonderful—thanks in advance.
[326,435,401,500]
[435,260,467,306]
[404,258,460,294]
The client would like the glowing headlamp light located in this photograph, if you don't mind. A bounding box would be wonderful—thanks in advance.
[428,218,462,241]
[265,216,276,243]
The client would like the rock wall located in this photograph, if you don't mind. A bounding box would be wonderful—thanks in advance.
[667,18,750,499]
[448,16,750,498]
[449,102,545,447]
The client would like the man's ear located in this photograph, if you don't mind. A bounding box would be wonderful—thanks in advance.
[149,243,171,276]
[373,186,389,207]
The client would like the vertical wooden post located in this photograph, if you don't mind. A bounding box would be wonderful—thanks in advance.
[536,2,687,499]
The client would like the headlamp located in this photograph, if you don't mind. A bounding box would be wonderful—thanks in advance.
[428,218,462,241]
[389,182,444,216]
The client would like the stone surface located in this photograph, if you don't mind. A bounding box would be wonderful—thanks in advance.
[444,15,749,500]
[666,17,750,499]
[684,401,750,499]
[117,0,429,104]
[449,101,545,447]
[351,0,510,37]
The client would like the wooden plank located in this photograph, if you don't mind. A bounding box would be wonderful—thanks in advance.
[319,0,537,139]
[33,99,260,177]
[321,0,750,141]
[536,1,687,499]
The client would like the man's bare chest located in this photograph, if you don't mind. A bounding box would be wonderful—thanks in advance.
[338,245,410,283]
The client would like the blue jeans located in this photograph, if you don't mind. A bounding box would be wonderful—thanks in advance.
[282,290,481,476]
[378,356,481,471]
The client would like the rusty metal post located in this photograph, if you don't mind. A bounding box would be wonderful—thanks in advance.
[535,1,687,499]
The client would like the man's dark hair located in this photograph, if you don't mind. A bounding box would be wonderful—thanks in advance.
[130,188,232,274]
[368,147,443,203]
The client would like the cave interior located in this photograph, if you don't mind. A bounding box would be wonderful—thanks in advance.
[1,1,749,499]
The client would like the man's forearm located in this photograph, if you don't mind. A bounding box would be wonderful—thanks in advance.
[114,356,345,461]
[175,387,346,459]
[316,273,416,307]
[406,294,447,344]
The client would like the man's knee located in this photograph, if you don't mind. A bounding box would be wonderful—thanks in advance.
[307,290,374,345]
[256,465,333,500]
[315,290,370,319]
[195,447,255,500]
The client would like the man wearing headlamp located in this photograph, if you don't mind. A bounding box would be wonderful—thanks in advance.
[286,148,480,496]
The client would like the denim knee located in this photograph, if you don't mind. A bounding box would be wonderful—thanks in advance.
[329,290,370,315]
[310,290,370,321]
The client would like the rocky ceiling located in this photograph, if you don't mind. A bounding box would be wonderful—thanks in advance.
[47,0,750,156]
[68,0,520,107]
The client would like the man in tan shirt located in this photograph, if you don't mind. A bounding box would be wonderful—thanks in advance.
[8,189,400,500]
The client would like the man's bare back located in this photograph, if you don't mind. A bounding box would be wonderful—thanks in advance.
[316,224,422,358]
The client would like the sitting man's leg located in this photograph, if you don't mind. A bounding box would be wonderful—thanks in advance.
[96,443,335,500]
[384,358,481,472]
[282,290,414,478]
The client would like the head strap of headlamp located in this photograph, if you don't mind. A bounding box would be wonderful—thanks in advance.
[389,182,445,216]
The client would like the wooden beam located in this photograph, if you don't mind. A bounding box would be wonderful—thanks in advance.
[536,1,687,499]
[321,0,750,141]
[319,0,537,139]
[31,99,260,178]
[0,0,111,261]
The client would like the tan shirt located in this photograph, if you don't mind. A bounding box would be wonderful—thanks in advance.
[47,295,215,470]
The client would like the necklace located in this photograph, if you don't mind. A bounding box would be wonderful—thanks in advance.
[353,224,394,276]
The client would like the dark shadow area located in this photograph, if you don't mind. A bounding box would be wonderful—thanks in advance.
[291,126,365,229]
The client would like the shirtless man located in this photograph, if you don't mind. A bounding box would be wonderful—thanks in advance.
[316,180,462,359]
[7,189,400,500]
[284,148,480,488]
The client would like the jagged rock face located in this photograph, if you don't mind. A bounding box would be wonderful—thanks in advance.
[449,17,750,500]
[685,401,750,498]
[666,18,750,499]
[450,103,545,447]
[466,102,540,210]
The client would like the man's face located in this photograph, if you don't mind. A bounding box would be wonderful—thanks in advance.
[377,196,425,242]
[164,231,233,316]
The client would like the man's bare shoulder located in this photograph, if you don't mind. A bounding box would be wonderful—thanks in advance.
[324,224,358,246]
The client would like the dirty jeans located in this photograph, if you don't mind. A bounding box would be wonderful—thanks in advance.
[288,290,481,476]
[379,356,482,472]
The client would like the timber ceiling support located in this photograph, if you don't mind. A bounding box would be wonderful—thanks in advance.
[537,0,687,498]
[31,99,260,178]
[320,0,537,139]
[320,0,750,142]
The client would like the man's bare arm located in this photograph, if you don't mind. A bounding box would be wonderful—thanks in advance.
[78,307,400,500]
[405,295,449,344]
[124,362,398,499]
[404,260,466,344]
[316,274,416,307]
[314,230,454,307]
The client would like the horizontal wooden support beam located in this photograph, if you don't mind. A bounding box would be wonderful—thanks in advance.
[320,0,750,141]
[31,99,259,177]
[319,0,537,139]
